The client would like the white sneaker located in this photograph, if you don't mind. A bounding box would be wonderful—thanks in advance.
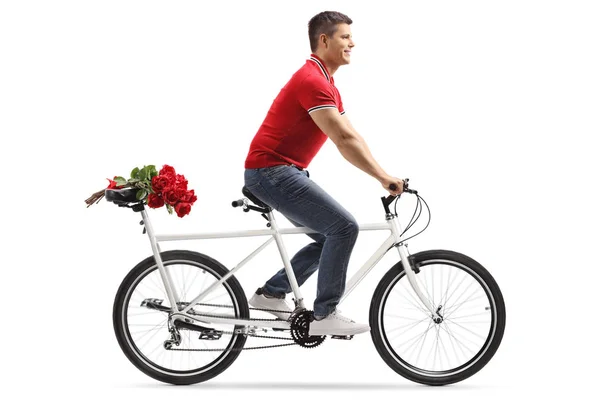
[248,291,293,321]
[308,310,370,336]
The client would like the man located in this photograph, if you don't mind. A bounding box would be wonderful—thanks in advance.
[244,11,404,336]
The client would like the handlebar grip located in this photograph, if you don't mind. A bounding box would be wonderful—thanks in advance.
[389,178,409,192]
[232,199,245,207]
[389,178,415,195]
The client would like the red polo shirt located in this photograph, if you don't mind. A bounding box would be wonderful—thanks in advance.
[244,54,345,170]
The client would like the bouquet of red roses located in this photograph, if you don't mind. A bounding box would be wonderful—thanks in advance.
[85,164,197,218]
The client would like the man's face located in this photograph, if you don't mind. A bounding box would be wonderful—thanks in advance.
[323,23,354,66]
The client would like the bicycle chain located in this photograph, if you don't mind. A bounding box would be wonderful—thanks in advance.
[166,302,299,352]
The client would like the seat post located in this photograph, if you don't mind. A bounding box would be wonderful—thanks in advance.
[267,210,305,309]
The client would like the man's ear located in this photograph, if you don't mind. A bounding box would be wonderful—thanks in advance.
[320,33,328,48]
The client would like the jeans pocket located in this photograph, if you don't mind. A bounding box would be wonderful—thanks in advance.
[261,165,290,179]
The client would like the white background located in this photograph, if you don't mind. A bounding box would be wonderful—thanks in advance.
[1,0,599,398]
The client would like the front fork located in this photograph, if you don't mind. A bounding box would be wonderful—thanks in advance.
[389,216,436,317]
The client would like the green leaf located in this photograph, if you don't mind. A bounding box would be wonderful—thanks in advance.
[166,204,173,215]
[114,177,127,187]
[138,168,147,181]
[136,189,146,201]
[148,165,158,178]
[130,167,140,179]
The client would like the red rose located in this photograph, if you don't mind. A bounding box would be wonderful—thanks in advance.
[175,202,192,217]
[152,175,170,192]
[181,189,197,204]
[106,178,118,189]
[147,193,165,208]
[175,174,188,190]
[163,188,180,206]
[160,165,176,178]
[174,187,187,201]
[106,176,123,189]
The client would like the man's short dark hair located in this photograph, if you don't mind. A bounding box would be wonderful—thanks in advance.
[308,11,353,53]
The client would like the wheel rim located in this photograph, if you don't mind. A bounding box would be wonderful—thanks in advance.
[121,259,242,376]
[378,259,498,377]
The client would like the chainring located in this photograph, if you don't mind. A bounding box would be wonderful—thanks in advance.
[290,310,326,348]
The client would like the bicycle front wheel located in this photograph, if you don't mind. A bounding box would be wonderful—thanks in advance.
[113,250,249,385]
[369,249,506,386]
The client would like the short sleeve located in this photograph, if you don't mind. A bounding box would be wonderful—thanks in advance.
[336,86,345,115]
[298,76,338,114]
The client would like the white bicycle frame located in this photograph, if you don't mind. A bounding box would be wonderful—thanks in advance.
[141,204,435,330]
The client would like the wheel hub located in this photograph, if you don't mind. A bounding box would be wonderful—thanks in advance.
[433,305,444,324]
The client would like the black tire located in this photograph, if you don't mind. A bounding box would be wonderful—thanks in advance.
[369,249,506,386]
[113,250,249,385]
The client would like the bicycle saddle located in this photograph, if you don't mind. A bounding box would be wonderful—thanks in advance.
[105,188,139,204]
[242,186,273,212]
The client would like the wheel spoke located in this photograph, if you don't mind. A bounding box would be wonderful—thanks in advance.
[412,320,434,365]
[429,325,441,370]
[445,297,488,317]
[185,267,203,302]
[440,320,462,364]
[437,327,451,371]
[444,318,487,341]
[444,280,477,315]
[442,266,456,308]
[383,313,425,321]
[390,285,430,317]
[440,321,475,359]
[148,270,168,300]
[395,319,435,353]
[447,310,490,320]
[445,293,487,318]
[443,273,469,310]
[431,264,436,312]
[130,317,168,348]
[387,316,431,340]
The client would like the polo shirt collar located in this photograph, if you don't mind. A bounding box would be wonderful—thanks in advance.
[309,53,333,84]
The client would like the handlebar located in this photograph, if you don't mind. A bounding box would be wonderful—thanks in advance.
[382,178,417,212]
[389,178,417,196]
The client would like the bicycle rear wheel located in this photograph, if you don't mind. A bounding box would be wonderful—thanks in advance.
[369,249,505,386]
[113,250,249,385]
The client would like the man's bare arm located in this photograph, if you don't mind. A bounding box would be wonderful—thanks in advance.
[309,108,403,195]
[341,114,382,171]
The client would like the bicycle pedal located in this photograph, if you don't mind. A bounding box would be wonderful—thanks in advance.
[198,329,223,340]
[331,335,354,340]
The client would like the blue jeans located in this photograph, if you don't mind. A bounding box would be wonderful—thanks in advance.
[244,165,359,318]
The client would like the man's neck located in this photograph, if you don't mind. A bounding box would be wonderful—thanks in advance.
[313,52,339,76]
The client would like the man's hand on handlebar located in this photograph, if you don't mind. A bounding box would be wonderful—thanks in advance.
[381,176,404,196]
